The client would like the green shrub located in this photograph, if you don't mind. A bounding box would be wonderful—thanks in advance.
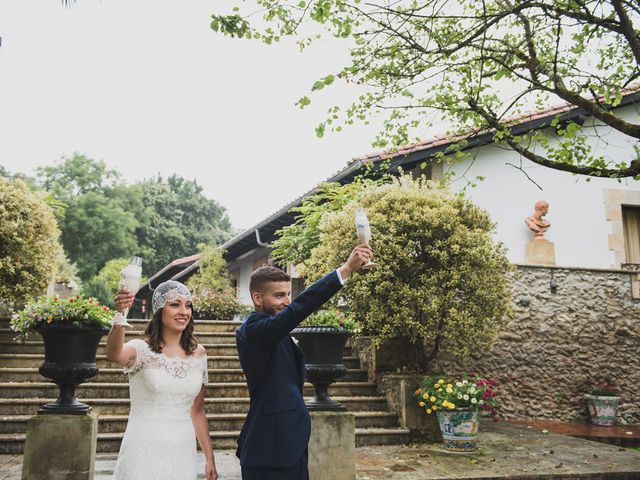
[193,288,250,320]
[0,177,61,306]
[301,175,513,369]
[81,277,114,308]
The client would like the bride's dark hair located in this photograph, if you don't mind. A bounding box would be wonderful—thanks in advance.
[144,307,198,355]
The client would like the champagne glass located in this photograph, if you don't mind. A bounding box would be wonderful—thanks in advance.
[354,208,376,269]
[113,256,143,328]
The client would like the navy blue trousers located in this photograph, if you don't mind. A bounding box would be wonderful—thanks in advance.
[241,451,308,480]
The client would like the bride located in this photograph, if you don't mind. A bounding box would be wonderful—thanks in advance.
[106,280,218,480]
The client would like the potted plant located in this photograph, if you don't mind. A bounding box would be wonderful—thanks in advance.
[414,374,500,452]
[291,309,359,411]
[585,383,621,426]
[10,295,113,414]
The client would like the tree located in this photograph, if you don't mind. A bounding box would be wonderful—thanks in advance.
[133,176,234,274]
[298,175,513,368]
[0,177,61,306]
[36,153,122,204]
[61,192,139,280]
[212,0,640,179]
[35,154,234,279]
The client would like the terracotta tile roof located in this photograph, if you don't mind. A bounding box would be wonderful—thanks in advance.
[351,87,640,163]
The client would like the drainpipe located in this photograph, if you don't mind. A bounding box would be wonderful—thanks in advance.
[255,229,270,248]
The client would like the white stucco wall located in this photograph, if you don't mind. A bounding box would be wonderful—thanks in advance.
[445,104,640,268]
[227,246,271,306]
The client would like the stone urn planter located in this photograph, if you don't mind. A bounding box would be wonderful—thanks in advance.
[37,323,109,414]
[585,394,621,426]
[435,408,480,452]
[291,326,351,411]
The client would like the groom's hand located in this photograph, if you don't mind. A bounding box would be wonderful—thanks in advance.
[338,243,373,280]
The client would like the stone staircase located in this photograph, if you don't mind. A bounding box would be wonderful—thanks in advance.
[0,318,410,453]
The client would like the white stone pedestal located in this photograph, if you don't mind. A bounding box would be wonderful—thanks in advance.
[309,411,355,480]
[22,413,98,480]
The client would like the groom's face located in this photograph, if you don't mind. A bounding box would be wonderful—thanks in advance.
[252,281,291,315]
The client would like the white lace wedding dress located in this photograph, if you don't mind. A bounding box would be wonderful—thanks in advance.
[113,339,208,480]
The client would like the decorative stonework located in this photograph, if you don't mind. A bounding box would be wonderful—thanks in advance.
[603,188,640,267]
[429,265,640,425]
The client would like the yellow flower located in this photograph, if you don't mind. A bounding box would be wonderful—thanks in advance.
[432,405,438,411]
[426,409,432,414]
[449,403,456,409]
[433,384,440,388]
[446,388,453,394]
[447,384,453,389]
[46,316,53,324]
[422,393,428,399]
[419,402,425,407]
[438,379,445,384]
[430,396,436,402]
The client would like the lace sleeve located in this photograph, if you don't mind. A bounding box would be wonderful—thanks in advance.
[201,353,208,385]
[123,339,149,375]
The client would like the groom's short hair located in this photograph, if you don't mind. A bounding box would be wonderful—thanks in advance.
[249,266,291,293]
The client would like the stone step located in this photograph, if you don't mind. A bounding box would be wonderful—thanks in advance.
[0,319,243,334]
[0,329,237,343]
[0,425,411,453]
[0,354,362,370]
[0,411,399,434]
[0,382,379,399]
[0,367,368,384]
[0,341,243,356]
[0,396,391,416]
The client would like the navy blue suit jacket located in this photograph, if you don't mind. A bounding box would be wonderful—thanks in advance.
[235,271,343,468]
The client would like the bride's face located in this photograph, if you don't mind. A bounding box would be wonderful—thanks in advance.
[161,298,193,333]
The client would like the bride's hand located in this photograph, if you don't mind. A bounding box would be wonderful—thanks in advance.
[205,460,217,480]
[113,290,135,314]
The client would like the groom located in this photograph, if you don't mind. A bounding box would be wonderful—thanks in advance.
[235,244,373,480]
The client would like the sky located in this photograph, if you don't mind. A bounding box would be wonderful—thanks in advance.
[0,0,383,231]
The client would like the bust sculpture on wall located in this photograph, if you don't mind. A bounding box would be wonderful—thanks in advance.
[525,200,551,240]
[524,200,555,265]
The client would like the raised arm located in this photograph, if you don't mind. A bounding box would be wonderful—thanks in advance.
[105,289,138,367]
[243,244,372,345]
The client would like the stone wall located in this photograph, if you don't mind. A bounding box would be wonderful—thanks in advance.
[428,265,640,425]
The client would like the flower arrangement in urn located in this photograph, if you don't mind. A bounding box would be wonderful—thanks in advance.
[10,295,113,341]
[10,295,113,413]
[292,309,359,411]
[414,374,501,452]
[298,309,360,332]
[585,382,621,426]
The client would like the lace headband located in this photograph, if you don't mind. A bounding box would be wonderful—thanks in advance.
[151,280,192,313]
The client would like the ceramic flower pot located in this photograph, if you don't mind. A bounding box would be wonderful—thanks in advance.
[290,326,350,411]
[435,408,480,452]
[585,394,621,426]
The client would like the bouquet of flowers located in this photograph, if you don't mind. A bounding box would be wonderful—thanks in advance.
[590,383,618,397]
[414,374,501,420]
[10,295,113,341]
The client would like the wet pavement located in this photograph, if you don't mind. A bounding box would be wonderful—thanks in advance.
[2,420,639,479]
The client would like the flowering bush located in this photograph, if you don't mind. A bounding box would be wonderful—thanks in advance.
[192,288,250,320]
[415,374,500,420]
[299,309,360,333]
[591,383,618,397]
[10,295,113,341]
